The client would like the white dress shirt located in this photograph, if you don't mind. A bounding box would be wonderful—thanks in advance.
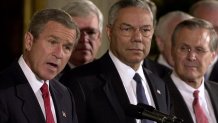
[171,72,216,123]
[109,51,155,123]
[18,56,57,123]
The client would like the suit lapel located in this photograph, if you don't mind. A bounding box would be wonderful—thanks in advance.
[14,63,45,123]
[205,81,218,120]
[209,60,218,82]
[49,80,63,123]
[143,68,162,110]
[16,83,45,123]
[99,53,135,123]
[164,75,193,123]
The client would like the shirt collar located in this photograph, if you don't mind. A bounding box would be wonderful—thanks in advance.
[109,50,145,84]
[171,71,206,98]
[18,55,49,93]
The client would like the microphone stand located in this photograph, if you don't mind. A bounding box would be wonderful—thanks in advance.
[125,103,183,123]
[137,103,183,123]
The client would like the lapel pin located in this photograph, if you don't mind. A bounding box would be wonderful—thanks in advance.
[62,111,67,117]
[157,90,161,94]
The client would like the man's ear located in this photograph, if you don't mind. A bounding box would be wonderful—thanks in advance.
[24,32,34,51]
[155,36,164,52]
[210,51,217,65]
[106,24,112,42]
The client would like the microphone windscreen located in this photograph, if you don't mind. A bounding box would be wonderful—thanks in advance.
[125,104,144,119]
[137,103,155,111]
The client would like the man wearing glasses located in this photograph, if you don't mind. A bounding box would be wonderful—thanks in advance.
[56,0,103,79]
[163,18,218,123]
[60,1,171,123]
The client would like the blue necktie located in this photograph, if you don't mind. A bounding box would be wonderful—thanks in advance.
[133,73,153,123]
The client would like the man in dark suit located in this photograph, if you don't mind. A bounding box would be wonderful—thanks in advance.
[164,18,218,123]
[60,1,171,123]
[0,9,80,123]
[190,0,218,82]
[55,0,103,80]
[143,59,172,78]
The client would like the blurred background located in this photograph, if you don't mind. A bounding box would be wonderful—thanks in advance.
[0,0,200,71]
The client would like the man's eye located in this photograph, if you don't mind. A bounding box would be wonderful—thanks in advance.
[180,46,187,50]
[85,30,95,35]
[82,29,98,36]
[63,45,73,53]
[49,39,58,45]
[121,27,132,31]
[141,28,151,32]
[196,48,208,54]
[179,46,189,52]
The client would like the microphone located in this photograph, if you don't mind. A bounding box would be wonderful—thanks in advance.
[125,103,183,123]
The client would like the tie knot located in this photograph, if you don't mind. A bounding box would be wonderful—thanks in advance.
[193,90,199,98]
[133,73,141,83]
[41,83,49,97]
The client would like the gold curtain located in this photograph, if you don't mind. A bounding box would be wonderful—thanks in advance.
[23,0,47,33]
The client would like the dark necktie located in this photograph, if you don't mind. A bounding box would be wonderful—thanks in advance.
[193,90,208,123]
[133,73,153,123]
[41,83,55,123]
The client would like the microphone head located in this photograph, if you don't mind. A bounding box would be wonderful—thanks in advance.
[137,103,155,111]
[125,104,144,119]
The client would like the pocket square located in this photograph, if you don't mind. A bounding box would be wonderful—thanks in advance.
[62,111,67,117]
[157,89,161,94]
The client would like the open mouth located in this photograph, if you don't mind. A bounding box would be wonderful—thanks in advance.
[47,62,58,69]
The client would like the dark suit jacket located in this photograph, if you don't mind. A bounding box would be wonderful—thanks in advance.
[0,62,78,123]
[164,75,218,123]
[143,59,172,79]
[55,63,71,80]
[209,60,218,83]
[60,52,171,123]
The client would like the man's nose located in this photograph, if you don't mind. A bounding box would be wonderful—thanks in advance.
[54,45,64,59]
[80,31,89,43]
[132,28,143,42]
[187,49,197,61]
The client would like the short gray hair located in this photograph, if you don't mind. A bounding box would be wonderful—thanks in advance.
[190,0,218,16]
[155,11,193,41]
[62,0,103,34]
[28,8,80,42]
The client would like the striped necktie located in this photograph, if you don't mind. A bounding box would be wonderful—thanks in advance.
[193,90,208,123]
[41,83,55,123]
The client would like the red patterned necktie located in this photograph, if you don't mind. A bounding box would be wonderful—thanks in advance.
[41,83,55,123]
[193,90,208,123]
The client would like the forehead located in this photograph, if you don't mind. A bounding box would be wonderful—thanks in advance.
[115,7,153,27]
[40,21,77,41]
[175,27,210,46]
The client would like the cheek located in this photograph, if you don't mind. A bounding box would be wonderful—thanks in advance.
[112,35,125,46]
[64,53,71,60]
[202,56,213,66]
[93,38,101,48]
[173,54,182,64]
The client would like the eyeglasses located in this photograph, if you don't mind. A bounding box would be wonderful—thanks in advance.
[118,24,153,37]
[80,28,100,40]
[177,45,210,56]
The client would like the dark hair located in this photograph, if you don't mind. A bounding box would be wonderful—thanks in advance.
[28,8,80,42]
